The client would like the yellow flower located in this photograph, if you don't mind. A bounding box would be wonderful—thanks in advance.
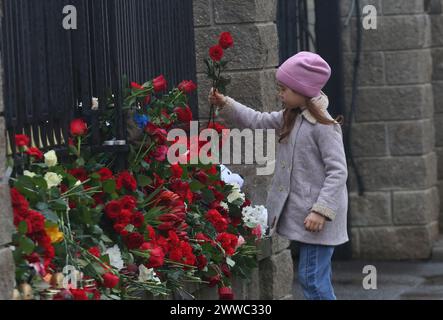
[45,226,64,244]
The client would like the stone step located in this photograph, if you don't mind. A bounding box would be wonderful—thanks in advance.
[431,235,443,261]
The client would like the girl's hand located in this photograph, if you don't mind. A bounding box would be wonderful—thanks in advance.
[304,211,326,232]
[208,88,227,108]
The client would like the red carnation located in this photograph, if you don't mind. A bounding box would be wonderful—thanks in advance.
[105,200,122,220]
[124,232,144,249]
[10,188,29,216]
[196,255,208,270]
[216,232,238,256]
[174,105,193,123]
[205,209,228,233]
[218,286,234,300]
[15,134,30,147]
[219,32,234,49]
[170,163,183,179]
[209,44,224,61]
[153,75,167,92]
[88,247,101,258]
[70,289,88,300]
[178,80,197,94]
[130,211,145,228]
[102,272,119,289]
[150,145,168,162]
[97,168,113,181]
[70,118,88,136]
[116,171,137,192]
[25,147,43,160]
[120,195,137,211]
[141,242,165,268]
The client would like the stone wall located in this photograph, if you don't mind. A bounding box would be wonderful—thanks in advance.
[0,0,15,300]
[341,0,440,259]
[193,0,293,299]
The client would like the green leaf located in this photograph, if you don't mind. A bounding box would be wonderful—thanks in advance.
[17,221,28,234]
[137,175,152,187]
[36,202,49,211]
[41,209,59,223]
[19,236,35,254]
[50,198,68,212]
[189,180,205,192]
[103,179,116,194]
[100,234,113,244]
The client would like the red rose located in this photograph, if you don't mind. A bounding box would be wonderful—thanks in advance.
[68,168,88,182]
[70,118,88,136]
[207,274,221,287]
[130,211,145,228]
[145,123,167,144]
[15,134,30,147]
[174,105,193,123]
[97,168,113,181]
[120,195,137,211]
[178,80,197,94]
[124,232,144,249]
[131,81,143,90]
[153,75,167,92]
[151,145,168,162]
[209,44,224,61]
[221,263,232,278]
[196,255,208,270]
[195,171,208,184]
[88,247,101,258]
[116,171,137,192]
[25,147,43,160]
[219,32,234,49]
[141,242,165,268]
[218,286,234,300]
[102,272,119,289]
[105,200,122,220]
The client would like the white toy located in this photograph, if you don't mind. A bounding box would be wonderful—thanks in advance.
[220,164,244,189]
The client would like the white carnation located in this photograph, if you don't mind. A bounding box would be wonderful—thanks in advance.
[138,265,161,284]
[241,205,268,238]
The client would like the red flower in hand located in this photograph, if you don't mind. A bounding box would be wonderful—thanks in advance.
[209,45,224,61]
[219,32,234,49]
[70,118,88,136]
[15,134,30,147]
[153,75,167,92]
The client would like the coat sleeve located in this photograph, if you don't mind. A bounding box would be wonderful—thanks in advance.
[216,97,283,130]
[311,123,348,221]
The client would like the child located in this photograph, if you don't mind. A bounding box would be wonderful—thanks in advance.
[208,51,348,300]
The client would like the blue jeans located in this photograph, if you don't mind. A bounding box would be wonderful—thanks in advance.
[298,243,336,300]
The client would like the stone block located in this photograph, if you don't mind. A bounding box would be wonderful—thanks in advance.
[340,0,381,17]
[352,84,433,122]
[385,50,433,85]
[432,48,443,81]
[387,119,435,156]
[343,52,385,87]
[437,147,443,179]
[194,24,279,73]
[0,184,13,246]
[214,0,277,24]
[193,0,211,27]
[393,188,440,225]
[432,81,443,113]
[435,113,443,147]
[431,14,443,46]
[0,248,14,300]
[259,249,293,299]
[382,0,425,15]
[349,192,391,227]
[350,15,431,51]
[350,123,387,157]
[358,224,438,260]
[354,153,437,191]
[351,228,360,258]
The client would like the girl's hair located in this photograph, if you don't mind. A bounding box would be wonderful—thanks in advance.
[278,99,344,143]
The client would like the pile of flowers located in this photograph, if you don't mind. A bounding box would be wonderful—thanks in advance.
[9,32,269,300]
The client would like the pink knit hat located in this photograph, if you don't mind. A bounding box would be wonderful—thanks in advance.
[276,51,331,98]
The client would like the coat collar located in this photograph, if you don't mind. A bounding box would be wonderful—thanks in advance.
[299,92,336,124]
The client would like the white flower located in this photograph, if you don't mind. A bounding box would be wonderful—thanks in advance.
[220,201,229,212]
[105,245,124,271]
[24,170,36,178]
[227,183,245,203]
[241,205,268,238]
[44,172,63,189]
[138,265,161,284]
[74,180,82,187]
[44,150,58,167]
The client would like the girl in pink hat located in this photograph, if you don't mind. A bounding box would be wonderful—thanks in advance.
[209,51,348,300]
